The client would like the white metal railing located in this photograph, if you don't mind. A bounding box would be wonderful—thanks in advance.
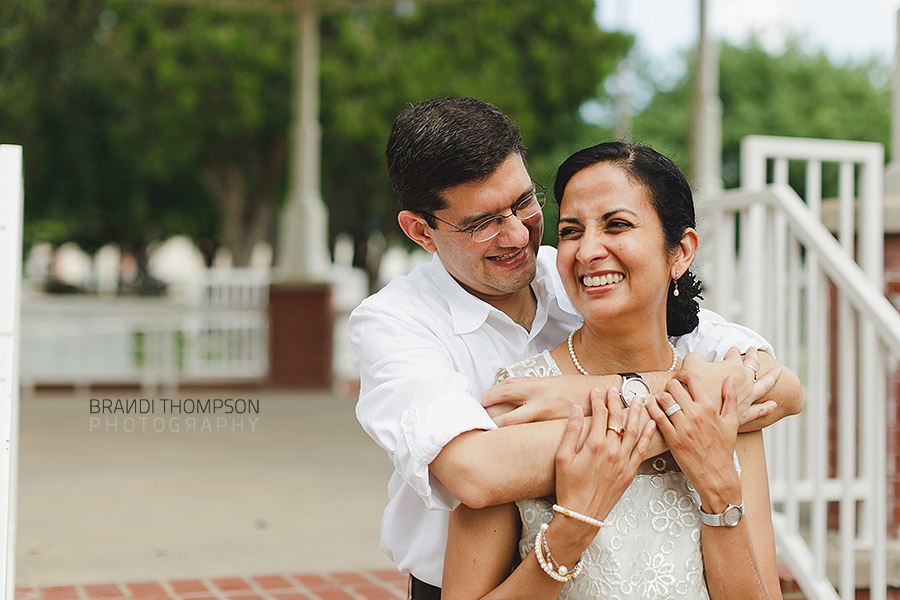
[19,268,270,391]
[706,136,894,600]
[0,145,23,598]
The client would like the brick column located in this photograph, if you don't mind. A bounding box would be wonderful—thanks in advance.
[268,283,333,388]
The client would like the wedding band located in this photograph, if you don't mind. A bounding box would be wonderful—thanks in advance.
[744,364,759,382]
[665,404,682,417]
[607,425,625,436]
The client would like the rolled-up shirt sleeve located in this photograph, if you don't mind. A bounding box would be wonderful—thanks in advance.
[351,304,498,511]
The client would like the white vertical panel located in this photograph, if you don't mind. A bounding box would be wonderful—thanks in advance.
[0,145,23,596]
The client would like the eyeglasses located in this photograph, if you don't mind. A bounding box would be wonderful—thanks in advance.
[424,184,547,243]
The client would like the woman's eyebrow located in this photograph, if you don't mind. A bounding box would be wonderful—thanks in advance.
[602,208,639,220]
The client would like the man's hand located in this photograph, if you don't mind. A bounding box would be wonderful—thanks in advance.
[481,375,595,426]
[680,347,781,429]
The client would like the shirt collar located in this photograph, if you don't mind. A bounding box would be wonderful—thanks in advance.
[429,254,493,335]
[428,247,579,337]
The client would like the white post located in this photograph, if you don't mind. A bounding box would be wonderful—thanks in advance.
[691,0,723,197]
[885,8,900,193]
[0,145,23,595]
[277,1,330,282]
[691,0,723,291]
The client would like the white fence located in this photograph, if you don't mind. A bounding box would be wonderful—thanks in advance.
[0,146,23,597]
[707,136,896,600]
[19,268,270,391]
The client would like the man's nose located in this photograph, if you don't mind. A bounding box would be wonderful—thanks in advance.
[496,213,531,246]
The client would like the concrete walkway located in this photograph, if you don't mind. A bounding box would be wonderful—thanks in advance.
[15,386,396,588]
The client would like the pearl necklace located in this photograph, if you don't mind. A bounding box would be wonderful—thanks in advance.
[567,329,678,376]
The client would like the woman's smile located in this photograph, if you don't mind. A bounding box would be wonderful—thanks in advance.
[580,271,624,290]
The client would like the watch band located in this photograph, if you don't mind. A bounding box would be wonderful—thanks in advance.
[699,501,745,527]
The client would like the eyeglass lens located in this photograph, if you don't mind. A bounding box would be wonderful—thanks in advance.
[470,192,545,242]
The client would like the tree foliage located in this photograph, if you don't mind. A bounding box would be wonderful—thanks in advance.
[1,0,295,288]
[2,0,629,290]
[631,38,891,191]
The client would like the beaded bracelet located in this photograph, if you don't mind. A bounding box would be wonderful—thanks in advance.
[534,523,584,583]
[552,504,605,529]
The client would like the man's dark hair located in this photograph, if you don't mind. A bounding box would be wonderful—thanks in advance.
[386,97,526,226]
[554,141,703,336]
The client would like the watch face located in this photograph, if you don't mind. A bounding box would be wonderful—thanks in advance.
[621,378,651,407]
[724,505,743,527]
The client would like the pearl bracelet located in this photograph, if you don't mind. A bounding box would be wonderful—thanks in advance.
[534,523,583,583]
[552,504,605,529]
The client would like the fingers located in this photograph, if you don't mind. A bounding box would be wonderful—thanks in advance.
[721,375,738,419]
[556,403,586,459]
[632,419,657,461]
[723,346,743,364]
[679,371,712,407]
[480,377,526,408]
[647,391,678,438]
[622,392,645,440]
[680,351,708,373]
[751,366,782,401]
[740,400,777,426]
[605,384,624,431]
[493,403,532,427]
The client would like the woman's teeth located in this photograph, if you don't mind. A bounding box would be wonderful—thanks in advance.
[582,273,624,287]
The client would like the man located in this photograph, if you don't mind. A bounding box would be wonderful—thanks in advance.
[350,97,801,599]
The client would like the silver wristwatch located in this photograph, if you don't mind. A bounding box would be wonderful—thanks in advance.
[699,502,744,527]
[618,373,650,407]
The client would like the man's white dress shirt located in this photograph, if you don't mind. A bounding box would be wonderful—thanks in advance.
[350,246,770,587]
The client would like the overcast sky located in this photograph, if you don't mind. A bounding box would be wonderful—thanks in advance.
[597,0,899,77]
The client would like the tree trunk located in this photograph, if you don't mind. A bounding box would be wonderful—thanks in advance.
[201,139,284,268]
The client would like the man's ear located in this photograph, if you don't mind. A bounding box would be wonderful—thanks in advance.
[398,210,437,253]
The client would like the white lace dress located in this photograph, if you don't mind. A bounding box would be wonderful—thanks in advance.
[497,350,739,600]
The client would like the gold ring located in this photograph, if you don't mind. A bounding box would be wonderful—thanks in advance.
[607,425,625,436]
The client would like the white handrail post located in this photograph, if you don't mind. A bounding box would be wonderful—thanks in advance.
[0,145,23,596]
[860,143,886,600]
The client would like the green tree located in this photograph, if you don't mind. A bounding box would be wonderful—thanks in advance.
[3,0,629,292]
[631,38,890,191]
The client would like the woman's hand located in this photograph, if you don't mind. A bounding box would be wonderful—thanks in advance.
[647,372,742,512]
[680,347,781,428]
[553,387,655,535]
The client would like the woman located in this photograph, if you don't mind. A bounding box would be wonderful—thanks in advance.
[441,142,784,600]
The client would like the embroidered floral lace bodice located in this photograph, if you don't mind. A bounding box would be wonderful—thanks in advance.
[498,350,734,600]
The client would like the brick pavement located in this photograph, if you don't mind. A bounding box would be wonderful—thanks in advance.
[15,571,407,600]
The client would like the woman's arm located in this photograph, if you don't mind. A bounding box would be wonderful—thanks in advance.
[647,374,782,600]
[700,431,782,600]
[442,388,656,600]
[442,502,588,600]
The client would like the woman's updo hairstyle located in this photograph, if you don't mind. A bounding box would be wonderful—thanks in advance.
[553,141,702,336]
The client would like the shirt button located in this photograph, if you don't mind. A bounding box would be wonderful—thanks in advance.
[526,343,536,355]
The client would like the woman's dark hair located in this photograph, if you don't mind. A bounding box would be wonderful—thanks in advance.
[385,97,526,227]
[554,141,702,336]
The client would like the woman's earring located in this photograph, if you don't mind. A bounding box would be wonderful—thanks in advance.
[672,277,680,297]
